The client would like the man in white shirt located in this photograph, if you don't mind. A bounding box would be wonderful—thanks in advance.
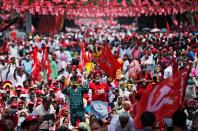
[32,96,55,130]
[9,43,19,58]
[1,57,18,82]
[109,111,135,131]
[164,65,173,79]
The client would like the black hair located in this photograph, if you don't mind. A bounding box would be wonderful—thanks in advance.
[62,117,68,123]
[90,115,97,119]
[70,75,78,81]
[172,110,187,128]
[90,118,104,127]
[78,127,88,131]
[56,126,71,131]
[135,94,141,101]
[141,111,156,127]
[42,96,52,104]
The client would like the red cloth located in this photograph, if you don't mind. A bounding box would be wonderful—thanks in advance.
[33,15,63,34]
[10,31,17,40]
[61,41,67,48]
[89,82,110,102]
[172,57,178,74]
[41,45,52,79]
[134,64,191,129]
[97,44,122,78]
[79,43,87,70]
[3,39,9,53]
[166,21,171,33]
[31,46,40,81]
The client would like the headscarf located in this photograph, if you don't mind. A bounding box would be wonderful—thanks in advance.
[114,96,124,114]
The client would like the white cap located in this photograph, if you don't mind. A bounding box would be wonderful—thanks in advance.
[20,94,27,98]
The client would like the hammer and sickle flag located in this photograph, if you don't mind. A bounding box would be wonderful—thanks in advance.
[134,64,191,129]
[97,44,122,78]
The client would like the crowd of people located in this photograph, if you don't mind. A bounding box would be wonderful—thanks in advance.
[0,25,197,131]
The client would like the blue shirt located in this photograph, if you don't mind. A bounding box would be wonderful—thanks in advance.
[22,59,33,75]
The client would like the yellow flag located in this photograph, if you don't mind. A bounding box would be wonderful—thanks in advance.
[85,62,95,74]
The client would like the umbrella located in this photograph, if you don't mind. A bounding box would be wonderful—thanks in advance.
[142,27,151,31]
[150,28,160,33]
[160,28,167,33]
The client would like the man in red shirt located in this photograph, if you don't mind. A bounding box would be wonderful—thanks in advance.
[89,70,110,120]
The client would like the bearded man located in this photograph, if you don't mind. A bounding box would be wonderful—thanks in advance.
[89,70,110,120]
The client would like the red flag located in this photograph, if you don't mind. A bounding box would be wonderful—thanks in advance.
[166,21,171,33]
[98,0,103,6]
[121,0,127,7]
[23,0,29,5]
[79,42,86,71]
[80,43,92,64]
[134,65,191,129]
[3,39,9,53]
[97,44,122,78]
[153,18,157,28]
[31,46,40,81]
[172,57,178,74]
[41,45,52,79]
[106,0,110,6]
[111,0,118,6]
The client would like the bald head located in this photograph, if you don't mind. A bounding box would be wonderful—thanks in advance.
[119,112,129,128]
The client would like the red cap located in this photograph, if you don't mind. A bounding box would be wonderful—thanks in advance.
[16,87,22,91]
[36,98,42,106]
[48,77,52,81]
[72,65,77,70]
[151,48,158,54]
[37,98,42,103]
[144,50,148,55]
[28,101,34,106]
[18,100,23,105]
[35,89,42,95]
[11,102,18,109]
[93,70,102,78]
[49,88,55,93]
[25,115,38,122]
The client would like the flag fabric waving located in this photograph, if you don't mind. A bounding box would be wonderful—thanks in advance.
[31,46,40,81]
[79,42,86,71]
[3,39,9,53]
[166,21,171,33]
[97,44,122,78]
[41,45,52,79]
[134,64,191,129]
